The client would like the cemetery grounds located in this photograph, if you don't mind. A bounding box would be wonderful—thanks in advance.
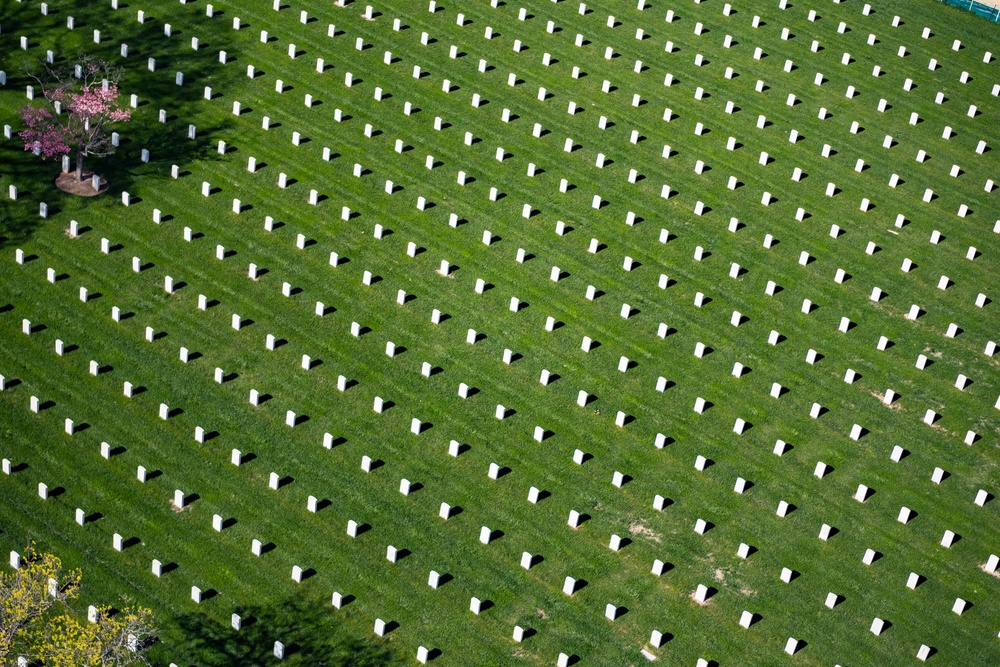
[1,0,999,664]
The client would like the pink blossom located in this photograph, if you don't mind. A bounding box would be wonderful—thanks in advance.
[67,86,130,122]
[19,106,70,157]
[20,105,54,127]
[19,73,130,170]
[18,126,71,158]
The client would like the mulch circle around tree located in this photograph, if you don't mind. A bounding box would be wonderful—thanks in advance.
[55,171,106,197]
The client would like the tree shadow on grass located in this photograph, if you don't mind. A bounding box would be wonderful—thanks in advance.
[0,0,238,247]
[171,596,402,666]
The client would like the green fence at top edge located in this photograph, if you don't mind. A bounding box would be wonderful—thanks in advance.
[940,0,1000,22]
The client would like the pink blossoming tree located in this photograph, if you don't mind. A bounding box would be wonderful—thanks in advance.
[19,56,132,185]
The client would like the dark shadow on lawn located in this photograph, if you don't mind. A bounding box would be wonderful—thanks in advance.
[171,597,399,666]
[0,0,239,247]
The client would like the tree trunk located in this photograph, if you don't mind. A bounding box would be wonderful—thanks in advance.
[75,151,85,182]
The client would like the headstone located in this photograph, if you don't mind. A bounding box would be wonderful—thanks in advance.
[985,554,999,574]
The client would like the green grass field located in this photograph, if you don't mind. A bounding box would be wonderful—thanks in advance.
[1,0,998,664]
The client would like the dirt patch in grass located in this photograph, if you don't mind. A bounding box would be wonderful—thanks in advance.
[55,171,106,196]
[689,590,711,607]
[871,391,903,411]
[715,567,755,596]
[629,521,661,543]
[928,422,956,437]
[169,500,191,513]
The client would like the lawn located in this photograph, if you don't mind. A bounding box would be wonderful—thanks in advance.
[0,0,998,665]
